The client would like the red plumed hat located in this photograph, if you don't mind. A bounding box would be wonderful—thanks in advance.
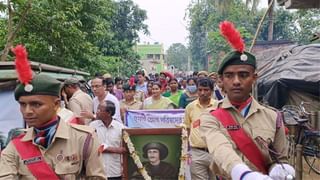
[217,21,256,74]
[219,21,245,53]
[11,45,34,92]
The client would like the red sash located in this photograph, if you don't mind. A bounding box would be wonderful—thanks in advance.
[211,108,269,174]
[12,135,59,179]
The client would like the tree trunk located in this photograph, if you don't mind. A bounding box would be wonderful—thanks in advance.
[249,0,275,52]
[267,0,274,41]
[1,0,13,62]
[1,0,32,61]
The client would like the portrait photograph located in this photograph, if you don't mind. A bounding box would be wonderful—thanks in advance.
[123,128,182,180]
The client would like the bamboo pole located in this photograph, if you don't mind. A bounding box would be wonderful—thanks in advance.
[249,0,275,52]
[295,144,303,180]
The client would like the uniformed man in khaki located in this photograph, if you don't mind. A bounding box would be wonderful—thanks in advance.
[184,78,218,180]
[63,77,94,125]
[120,83,143,122]
[197,70,208,78]
[199,49,295,178]
[0,45,106,179]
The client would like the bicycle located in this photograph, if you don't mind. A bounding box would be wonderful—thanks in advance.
[282,102,320,175]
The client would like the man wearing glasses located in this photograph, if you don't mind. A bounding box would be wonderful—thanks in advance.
[81,76,122,123]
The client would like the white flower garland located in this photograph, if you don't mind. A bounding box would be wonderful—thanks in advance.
[123,131,151,180]
[178,124,188,180]
[123,126,189,180]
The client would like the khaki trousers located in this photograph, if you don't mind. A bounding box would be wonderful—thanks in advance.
[190,147,214,180]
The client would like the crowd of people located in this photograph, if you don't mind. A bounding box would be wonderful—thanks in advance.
[0,60,295,180]
[57,69,226,121]
[57,69,226,180]
[0,21,297,180]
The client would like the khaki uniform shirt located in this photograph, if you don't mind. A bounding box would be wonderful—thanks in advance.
[0,119,106,180]
[57,107,75,122]
[120,99,143,121]
[143,96,175,110]
[134,91,145,102]
[67,89,93,125]
[120,99,143,111]
[200,97,288,178]
[184,99,217,148]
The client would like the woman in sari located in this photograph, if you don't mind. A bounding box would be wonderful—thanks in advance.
[179,77,198,108]
[143,82,175,109]
[163,78,183,107]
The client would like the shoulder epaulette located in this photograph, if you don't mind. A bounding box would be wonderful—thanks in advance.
[70,124,95,134]
[259,102,278,112]
[8,128,27,140]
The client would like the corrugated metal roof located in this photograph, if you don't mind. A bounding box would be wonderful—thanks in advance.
[0,61,90,76]
[0,61,89,81]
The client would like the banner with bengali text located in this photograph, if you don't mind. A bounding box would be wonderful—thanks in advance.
[125,109,185,128]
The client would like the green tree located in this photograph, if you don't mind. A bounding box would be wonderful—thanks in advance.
[258,8,298,41]
[255,8,319,44]
[293,9,320,44]
[0,0,32,62]
[0,0,148,77]
[187,0,211,71]
[188,0,319,72]
[99,0,148,77]
[166,43,188,71]
[188,0,255,71]
[211,0,260,14]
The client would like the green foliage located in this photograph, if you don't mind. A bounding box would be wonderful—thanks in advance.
[166,43,188,71]
[254,8,320,44]
[188,0,319,71]
[0,0,148,77]
[293,9,320,44]
[0,2,6,12]
[187,0,211,71]
[0,20,7,47]
[188,0,254,71]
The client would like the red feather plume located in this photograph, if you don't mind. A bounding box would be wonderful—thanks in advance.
[11,45,33,85]
[129,76,135,87]
[219,21,245,53]
[164,71,174,79]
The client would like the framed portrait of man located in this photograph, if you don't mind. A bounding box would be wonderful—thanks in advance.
[123,128,182,180]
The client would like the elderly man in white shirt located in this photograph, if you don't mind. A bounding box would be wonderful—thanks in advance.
[81,77,122,123]
[90,100,126,180]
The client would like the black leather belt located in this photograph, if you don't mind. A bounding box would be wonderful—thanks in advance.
[192,147,209,152]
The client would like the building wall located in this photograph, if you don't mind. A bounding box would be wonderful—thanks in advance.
[135,44,165,74]
[251,40,296,55]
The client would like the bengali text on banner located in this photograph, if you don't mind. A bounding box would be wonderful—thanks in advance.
[125,109,185,128]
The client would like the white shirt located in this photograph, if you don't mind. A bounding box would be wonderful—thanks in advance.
[89,120,125,177]
[136,82,147,94]
[93,92,122,122]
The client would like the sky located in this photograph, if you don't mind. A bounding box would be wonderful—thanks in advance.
[132,0,269,50]
[133,0,190,50]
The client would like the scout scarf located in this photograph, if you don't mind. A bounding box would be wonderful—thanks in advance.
[231,96,252,118]
[34,117,59,149]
